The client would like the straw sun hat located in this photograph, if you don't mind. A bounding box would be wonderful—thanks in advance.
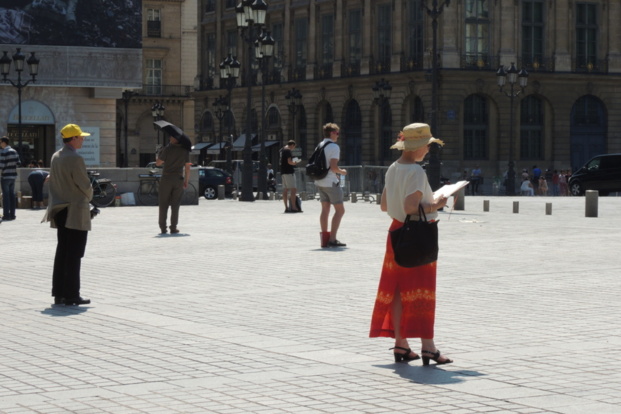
[390,123,444,151]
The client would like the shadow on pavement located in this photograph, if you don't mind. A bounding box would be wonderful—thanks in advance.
[40,305,89,317]
[375,363,485,385]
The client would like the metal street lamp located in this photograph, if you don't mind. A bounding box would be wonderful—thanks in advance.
[213,95,228,161]
[497,62,529,196]
[255,30,274,198]
[422,0,452,190]
[151,101,166,147]
[236,0,268,202]
[0,48,40,164]
[219,54,240,173]
[121,90,137,167]
[372,78,392,165]
[285,87,302,143]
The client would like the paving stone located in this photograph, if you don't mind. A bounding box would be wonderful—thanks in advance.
[1,196,621,413]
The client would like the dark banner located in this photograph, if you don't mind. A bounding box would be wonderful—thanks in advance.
[0,0,141,48]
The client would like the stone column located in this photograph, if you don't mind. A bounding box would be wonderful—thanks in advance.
[553,0,571,71]
[307,3,316,80]
[361,0,372,75]
[607,1,621,72]
[440,0,460,68]
[333,0,344,76]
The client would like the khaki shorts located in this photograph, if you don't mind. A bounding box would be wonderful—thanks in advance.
[282,174,296,189]
[317,184,344,204]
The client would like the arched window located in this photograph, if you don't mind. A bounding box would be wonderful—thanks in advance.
[408,95,425,123]
[520,95,543,160]
[463,94,488,159]
[570,95,607,169]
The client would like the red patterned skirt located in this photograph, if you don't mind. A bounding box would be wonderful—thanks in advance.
[369,219,436,339]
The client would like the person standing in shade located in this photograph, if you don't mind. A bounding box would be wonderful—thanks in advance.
[369,123,452,366]
[156,134,191,234]
[0,136,21,221]
[28,161,49,209]
[44,124,93,306]
[314,123,347,248]
[280,140,300,212]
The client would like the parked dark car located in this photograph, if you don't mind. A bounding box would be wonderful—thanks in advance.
[197,167,234,199]
[569,153,621,196]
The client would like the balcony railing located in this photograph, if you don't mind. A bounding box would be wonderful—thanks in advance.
[370,56,391,75]
[315,63,333,80]
[573,58,608,74]
[518,56,555,73]
[341,61,361,77]
[401,54,424,72]
[147,20,161,38]
[461,54,497,70]
[137,84,192,97]
[289,66,307,81]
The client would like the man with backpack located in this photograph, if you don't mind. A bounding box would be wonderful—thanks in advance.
[312,123,347,248]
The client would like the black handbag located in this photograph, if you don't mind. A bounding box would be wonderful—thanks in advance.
[390,205,439,268]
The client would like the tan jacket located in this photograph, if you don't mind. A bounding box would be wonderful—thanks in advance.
[43,145,93,231]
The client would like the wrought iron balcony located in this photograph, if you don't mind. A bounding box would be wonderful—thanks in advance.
[137,84,192,97]
[461,54,497,70]
[341,61,361,78]
[315,63,333,80]
[518,56,555,73]
[573,57,608,74]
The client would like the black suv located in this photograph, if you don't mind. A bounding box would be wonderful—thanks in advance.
[197,167,234,199]
[569,153,621,196]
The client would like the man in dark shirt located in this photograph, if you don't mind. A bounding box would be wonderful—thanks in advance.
[280,140,300,212]
[156,135,191,234]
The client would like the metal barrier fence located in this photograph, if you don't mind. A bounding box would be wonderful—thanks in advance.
[289,165,389,200]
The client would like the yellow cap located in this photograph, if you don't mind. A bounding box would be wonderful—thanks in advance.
[61,124,91,139]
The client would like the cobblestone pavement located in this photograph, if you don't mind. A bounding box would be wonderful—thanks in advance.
[1,195,621,414]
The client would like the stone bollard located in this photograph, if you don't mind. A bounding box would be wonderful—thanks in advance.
[483,200,490,212]
[585,190,598,217]
[256,192,263,200]
[513,201,519,214]
[351,193,358,203]
[545,203,552,215]
[269,192,275,200]
[454,187,465,210]
[300,192,307,201]
[376,193,381,205]
[217,185,225,200]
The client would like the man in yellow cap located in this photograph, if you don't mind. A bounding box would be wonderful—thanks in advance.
[44,124,93,306]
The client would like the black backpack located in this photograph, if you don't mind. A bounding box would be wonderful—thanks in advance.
[305,141,333,180]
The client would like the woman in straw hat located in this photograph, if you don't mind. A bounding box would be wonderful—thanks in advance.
[369,123,453,365]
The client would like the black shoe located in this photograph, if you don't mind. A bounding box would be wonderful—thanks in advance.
[327,240,346,247]
[54,297,65,305]
[65,297,91,306]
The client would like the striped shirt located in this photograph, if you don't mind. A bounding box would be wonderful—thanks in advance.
[0,146,21,179]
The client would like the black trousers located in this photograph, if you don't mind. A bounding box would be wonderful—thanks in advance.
[52,208,88,299]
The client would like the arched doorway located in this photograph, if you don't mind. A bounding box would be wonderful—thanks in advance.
[7,100,56,166]
[570,95,606,170]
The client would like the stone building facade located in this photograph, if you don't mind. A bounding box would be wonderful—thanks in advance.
[0,2,142,168]
[194,0,621,186]
[119,0,198,167]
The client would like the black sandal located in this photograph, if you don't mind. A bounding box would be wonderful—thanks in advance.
[390,346,420,363]
[421,349,453,366]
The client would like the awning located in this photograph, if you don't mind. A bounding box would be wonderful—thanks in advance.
[251,140,280,152]
[191,142,214,155]
[206,142,227,154]
[232,134,257,151]
[192,142,213,151]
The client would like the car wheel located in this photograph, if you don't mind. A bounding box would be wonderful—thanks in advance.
[204,186,217,200]
[569,181,583,196]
